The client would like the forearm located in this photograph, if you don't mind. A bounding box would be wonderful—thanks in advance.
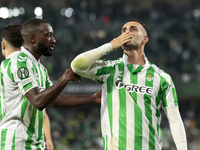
[71,32,132,73]
[71,43,113,72]
[164,107,187,150]
[43,111,52,141]
[51,94,95,107]
[25,73,70,110]
[43,111,54,150]
[43,124,52,142]
[169,120,187,150]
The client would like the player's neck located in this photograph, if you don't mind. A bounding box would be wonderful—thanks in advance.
[124,49,145,65]
[5,48,21,59]
[24,45,41,60]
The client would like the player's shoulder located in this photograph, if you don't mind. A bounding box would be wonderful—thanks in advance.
[1,51,20,69]
[13,51,32,65]
[17,51,29,59]
[5,51,21,61]
[149,63,172,79]
[38,62,48,72]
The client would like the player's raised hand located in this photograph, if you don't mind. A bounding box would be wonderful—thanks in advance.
[109,32,132,51]
[65,68,81,82]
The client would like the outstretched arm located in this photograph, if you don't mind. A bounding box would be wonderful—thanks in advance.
[51,90,102,107]
[71,32,132,73]
[25,68,81,110]
[163,107,187,150]
[43,110,54,150]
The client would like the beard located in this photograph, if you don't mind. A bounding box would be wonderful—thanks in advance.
[122,42,140,51]
[122,37,142,51]
[37,43,53,56]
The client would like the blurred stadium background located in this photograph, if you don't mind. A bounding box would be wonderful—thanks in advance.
[1,0,200,149]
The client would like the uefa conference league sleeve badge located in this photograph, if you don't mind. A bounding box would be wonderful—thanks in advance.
[17,67,29,79]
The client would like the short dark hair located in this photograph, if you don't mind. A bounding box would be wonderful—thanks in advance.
[2,24,24,48]
[127,19,150,37]
[21,18,49,44]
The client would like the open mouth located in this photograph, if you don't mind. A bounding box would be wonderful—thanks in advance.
[49,46,54,50]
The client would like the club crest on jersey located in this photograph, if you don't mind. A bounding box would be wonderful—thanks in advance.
[115,79,153,95]
[17,67,29,79]
[146,74,154,82]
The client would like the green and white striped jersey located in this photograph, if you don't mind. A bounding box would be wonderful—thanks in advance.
[77,53,178,150]
[0,47,52,150]
[0,67,5,122]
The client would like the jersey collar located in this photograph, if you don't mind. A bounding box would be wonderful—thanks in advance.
[122,52,150,73]
[7,51,20,59]
[21,46,40,65]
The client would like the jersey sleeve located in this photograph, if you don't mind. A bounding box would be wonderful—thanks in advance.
[161,73,179,108]
[75,59,115,84]
[13,55,39,95]
[71,43,113,83]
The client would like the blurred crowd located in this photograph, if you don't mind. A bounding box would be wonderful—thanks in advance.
[1,0,200,149]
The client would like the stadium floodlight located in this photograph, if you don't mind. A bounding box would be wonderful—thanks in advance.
[36,15,43,19]
[0,7,9,19]
[193,9,200,20]
[12,7,20,17]
[65,7,73,18]
[60,8,66,16]
[34,7,43,16]
[8,9,12,18]
[19,7,25,15]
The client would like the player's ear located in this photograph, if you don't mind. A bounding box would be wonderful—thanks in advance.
[143,35,149,44]
[29,35,37,44]
[1,41,5,50]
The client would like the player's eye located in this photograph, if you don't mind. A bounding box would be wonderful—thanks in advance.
[131,28,137,31]
[122,29,126,33]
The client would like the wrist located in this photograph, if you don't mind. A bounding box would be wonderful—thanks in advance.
[106,43,113,52]
[91,94,95,103]
[58,74,70,87]
[176,141,187,150]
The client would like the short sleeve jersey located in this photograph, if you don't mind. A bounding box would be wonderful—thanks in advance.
[0,47,53,150]
[75,52,178,150]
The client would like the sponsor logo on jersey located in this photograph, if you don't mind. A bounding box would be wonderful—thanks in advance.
[17,67,29,79]
[115,79,153,95]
